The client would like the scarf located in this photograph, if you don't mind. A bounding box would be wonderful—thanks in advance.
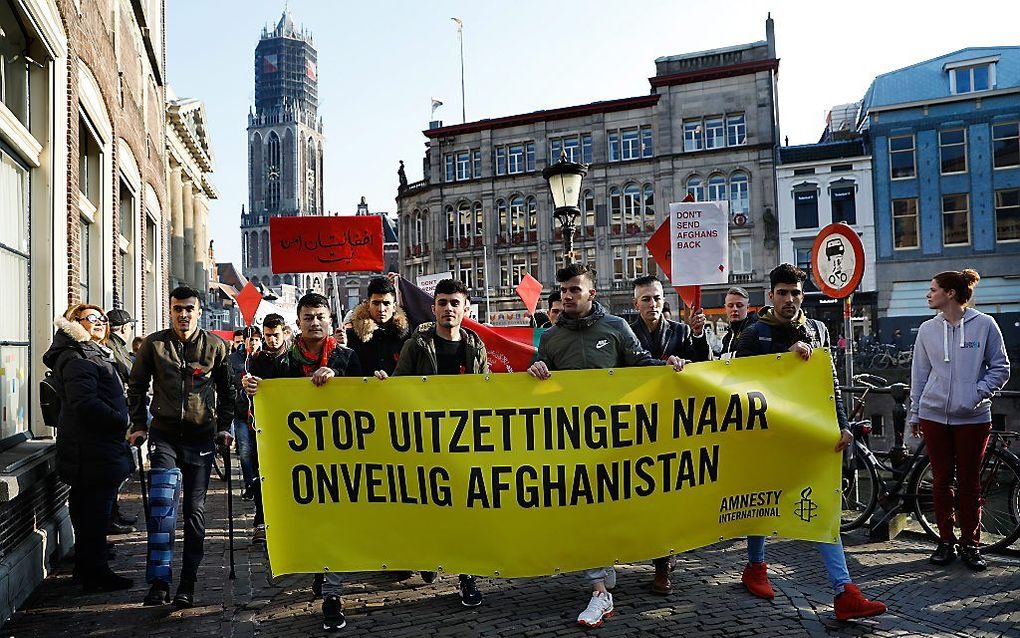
[291,335,338,377]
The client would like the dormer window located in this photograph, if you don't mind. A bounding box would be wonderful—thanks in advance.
[945,56,998,95]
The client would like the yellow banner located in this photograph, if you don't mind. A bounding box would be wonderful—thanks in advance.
[254,351,841,578]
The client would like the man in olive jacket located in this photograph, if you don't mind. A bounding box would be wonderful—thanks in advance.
[127,286,234,609]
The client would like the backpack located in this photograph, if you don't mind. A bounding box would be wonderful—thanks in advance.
[39,370,62,427]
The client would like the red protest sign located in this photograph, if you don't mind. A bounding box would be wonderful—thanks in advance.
[515,272,543,316]
[269,215,384,273]
[235,281,264,326]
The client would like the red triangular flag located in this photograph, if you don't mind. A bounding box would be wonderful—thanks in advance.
[235,281,263,327]
[515,272,543,317]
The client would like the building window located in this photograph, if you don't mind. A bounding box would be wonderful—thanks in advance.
[0,2,30,127]
[79,117,102,208]
[494,143,535,175]
[456,151,471,181]
[612,246,624,281]
[118,179,136,313]
[621,128,640,160]
[607,126,652,162]
[621,183,640,226]
[446,205,456,240]
[686,176,704,201]
[444,154,454,181]
[705,117,725,149]
[496,199,507,236]
[582,190,596,231]
[683,120,702,152]
[525,142,536,172]
[608,131,620,162]
[729,172,749,215]
[473,150,482,178]
[831,184,857,225]
[729,236,752,274]
[893,198,919,249]
[610,186,622,228]
[707,174,726,202]
[795,247,817,292]
[266,133,281,210]
[794,188,819,229]
[949,64,993,95]
[889,135,915,179]
[458,201,472,239]
[939,129,967,174]
[508,146,523,174]
[640,126,653,157]
[726,114,747,146]
[495,146,507,175]
[525,196,538,232]
[942,194,969,246]
[995,189,1020,242]
[473,201,483,237]
[550,133,592,164]
[643,184,655,223]
[509,196,526,234]
[992,122,1019,169]
[0,147,30,442]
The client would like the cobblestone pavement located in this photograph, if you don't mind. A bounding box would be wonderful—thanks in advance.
[5,472,1019,638]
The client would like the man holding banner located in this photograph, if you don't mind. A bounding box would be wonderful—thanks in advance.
[734,264,886,621]
[243,293,362,631]
[379,278,487,608]
[527,263,687,628]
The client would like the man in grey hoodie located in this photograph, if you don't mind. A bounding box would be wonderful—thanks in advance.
[908,269,1010,570]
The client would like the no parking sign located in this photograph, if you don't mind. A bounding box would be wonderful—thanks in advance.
[810,223,864,299]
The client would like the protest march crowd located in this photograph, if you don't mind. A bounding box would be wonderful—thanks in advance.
[44,261,1009,631]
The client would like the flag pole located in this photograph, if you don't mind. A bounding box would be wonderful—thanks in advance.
[452,18,465,123]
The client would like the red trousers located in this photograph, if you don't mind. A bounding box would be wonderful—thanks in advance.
[920,419,992,546]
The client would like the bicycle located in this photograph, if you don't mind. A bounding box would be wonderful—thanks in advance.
[840,374,1020,552]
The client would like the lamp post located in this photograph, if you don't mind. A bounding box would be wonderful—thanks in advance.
[542,152,588,267]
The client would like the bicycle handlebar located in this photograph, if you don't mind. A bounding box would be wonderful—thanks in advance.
[852,373,889,388]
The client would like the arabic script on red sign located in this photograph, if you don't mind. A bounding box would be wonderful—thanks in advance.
[269,215,384,274]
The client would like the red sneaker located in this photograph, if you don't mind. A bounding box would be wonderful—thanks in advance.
[741,562,775,600]
[834,584,887,621]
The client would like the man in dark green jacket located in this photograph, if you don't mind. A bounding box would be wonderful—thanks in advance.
[527,263,686,628]
[377,278,487,608]
[127,286,234,609]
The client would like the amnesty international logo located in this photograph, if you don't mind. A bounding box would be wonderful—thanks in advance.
[794,487,817,523]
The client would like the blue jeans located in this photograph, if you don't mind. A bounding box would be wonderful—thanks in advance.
[747,535,851,595]
[232,418,256,490]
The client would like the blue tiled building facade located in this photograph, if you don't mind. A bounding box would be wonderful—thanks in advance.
[861,47,1020,347]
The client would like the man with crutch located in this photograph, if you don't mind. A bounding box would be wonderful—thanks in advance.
[127,286,235,608]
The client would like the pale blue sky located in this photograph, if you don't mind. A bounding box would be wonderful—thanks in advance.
[166,0,1020,266]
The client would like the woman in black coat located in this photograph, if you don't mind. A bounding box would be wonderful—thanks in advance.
[43,304,134,592]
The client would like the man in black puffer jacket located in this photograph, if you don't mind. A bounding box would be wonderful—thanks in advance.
[346,276,410,376]
[43,305,134,593]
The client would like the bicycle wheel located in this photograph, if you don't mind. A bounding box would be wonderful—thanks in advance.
[911,448,1020,552]
[872,354,891,370]
[842,441,880,532]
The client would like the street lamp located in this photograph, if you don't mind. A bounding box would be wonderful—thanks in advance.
[542,151,588,266]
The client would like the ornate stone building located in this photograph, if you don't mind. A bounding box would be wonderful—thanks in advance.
[240,8,327,294]
[397,18,781,319]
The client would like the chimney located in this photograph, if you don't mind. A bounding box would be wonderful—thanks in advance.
[766,13,776,59]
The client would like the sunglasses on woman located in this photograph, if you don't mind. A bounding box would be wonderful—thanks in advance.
[80,313,108,325]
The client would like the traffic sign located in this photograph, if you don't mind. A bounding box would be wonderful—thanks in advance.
[810,223,864,299]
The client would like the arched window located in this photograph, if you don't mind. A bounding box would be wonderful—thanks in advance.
[283,274,293,285]
[642,184,655,223]
[260,230,269,268]
[473,202,483,237]
[525,196,538,232]
[283,129,294,201]
[272,274,281,286]
[266,133,281,211]
[686,175,704,201]
[496,199,508,236]
[413,209,423,246]
[420,209,428,247]
[707,174,726,202]
[623,183,641,226]
[582,190,596,231]
[250,132,263,208]
[307,139,317,212]
[609,186,622,227]
[241,233,248,268]
[458,201,472,239]
[247,232,259,269]
[510,196,525,234]
[729,171,749,215]
[446,205,456,240]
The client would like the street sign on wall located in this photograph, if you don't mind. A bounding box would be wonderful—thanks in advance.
[810,223,865,299]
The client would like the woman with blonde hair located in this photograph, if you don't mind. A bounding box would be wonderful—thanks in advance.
[908,269,1010,570]
[43,304,134,592]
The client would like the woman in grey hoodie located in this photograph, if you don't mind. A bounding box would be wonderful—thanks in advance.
[908,269,1010,571]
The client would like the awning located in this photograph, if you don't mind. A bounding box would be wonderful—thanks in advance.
[886,277,1020,317]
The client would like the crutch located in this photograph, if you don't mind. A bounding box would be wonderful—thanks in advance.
[135,443,149,520]
[222,443,236,580]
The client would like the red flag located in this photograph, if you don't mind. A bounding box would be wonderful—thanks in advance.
[645,193,702,310]
[515,272,543,316]
[235,281,263,327]
[269,215,384,274]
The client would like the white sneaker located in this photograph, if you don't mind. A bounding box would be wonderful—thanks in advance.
[604,566,617,590]
[577,591,614,627]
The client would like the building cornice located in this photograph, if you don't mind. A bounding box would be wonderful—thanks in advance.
[422,95,661,139]
[867,86,1020,115]
[648,58,779,89]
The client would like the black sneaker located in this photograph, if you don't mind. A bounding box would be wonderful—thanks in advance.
[143,580,171,606]
[322,595,346,631]
[929,542,957,566]
[107,520,135,535]
[420,571,438,584]
[252,524,266,545]
[172,580,195,609]
[458,575,482,607]
[82,568,134,593]
[959,545,987,571]
[241,485,255,502]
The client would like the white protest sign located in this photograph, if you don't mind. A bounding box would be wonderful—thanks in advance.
[416,271,453,298]
[669,201,729,286]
